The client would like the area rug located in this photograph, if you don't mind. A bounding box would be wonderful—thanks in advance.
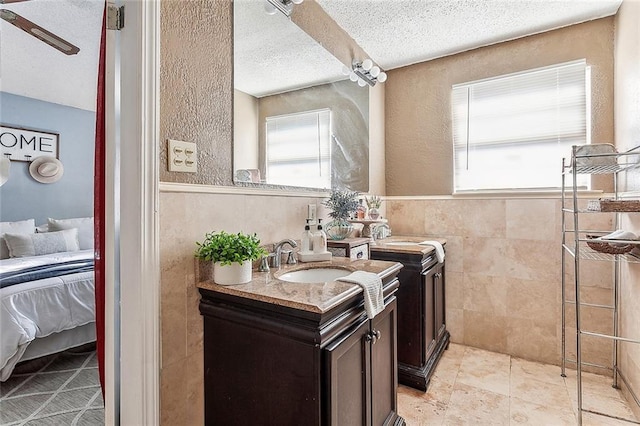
[0,349,104,425]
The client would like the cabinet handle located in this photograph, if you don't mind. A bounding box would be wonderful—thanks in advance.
[366,330,382,345]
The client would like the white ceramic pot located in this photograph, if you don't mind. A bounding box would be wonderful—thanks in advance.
[213,260,252,285]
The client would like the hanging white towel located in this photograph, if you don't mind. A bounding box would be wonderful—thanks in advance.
[337,271,384,319]
[419,241,445,263]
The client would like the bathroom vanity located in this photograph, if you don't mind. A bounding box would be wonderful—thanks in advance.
[370,237,449,391]
[198,257,405,426]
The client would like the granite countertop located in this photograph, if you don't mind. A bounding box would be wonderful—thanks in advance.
[197,256,402,314]
[370,236,447,255]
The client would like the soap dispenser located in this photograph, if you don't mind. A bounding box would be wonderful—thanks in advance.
[301,219,313,253]
[313,219,328,254]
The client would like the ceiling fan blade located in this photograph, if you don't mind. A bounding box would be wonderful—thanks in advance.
[0,0,33,4]
[0,9,80,55]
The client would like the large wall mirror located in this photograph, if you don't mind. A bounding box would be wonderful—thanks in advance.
[233,0,369,192]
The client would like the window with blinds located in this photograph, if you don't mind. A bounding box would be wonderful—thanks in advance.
[265,109,331,188]
[452,60,590,192]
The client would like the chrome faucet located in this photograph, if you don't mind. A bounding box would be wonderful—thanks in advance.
[271,239,298,268]
[373,223,391,240]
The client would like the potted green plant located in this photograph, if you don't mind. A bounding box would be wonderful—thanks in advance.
[365,195,382,219]
[322,189,359,240]
[195,231,267,285]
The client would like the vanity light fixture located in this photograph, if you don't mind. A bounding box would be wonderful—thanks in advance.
[264,0,303,17]
[342,59,388,87]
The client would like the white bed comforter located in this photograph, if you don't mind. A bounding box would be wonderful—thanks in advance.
[0,250,95,381]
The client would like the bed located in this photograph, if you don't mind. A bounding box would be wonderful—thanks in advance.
[0,218,96,382]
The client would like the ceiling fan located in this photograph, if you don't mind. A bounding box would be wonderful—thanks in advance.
[0,0,80,55]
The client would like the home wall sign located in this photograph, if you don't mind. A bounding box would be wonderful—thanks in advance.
[0,125,60,162]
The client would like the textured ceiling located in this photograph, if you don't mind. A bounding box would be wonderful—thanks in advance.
[316,0,623,70]
[1,0,624,106]
[234,0,346,97]
[0,0,103,111]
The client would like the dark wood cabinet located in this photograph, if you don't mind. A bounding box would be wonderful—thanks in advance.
[323,299,398,426]
[371,248,450,391]
[199,271,404,426]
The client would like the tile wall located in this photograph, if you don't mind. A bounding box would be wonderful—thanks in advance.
[386,197,615,369]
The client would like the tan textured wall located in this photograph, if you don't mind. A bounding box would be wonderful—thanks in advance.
[160,0,233,186]
[386,197,614,369]
[615,0,640,419]
[385,18,615,196]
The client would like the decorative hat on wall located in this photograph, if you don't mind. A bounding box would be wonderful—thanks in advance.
[0,157,10,187]
[29,156,64,184]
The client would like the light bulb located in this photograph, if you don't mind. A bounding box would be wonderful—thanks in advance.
[342,65,351,76]
[357,78,367,87]
[377,72,387,83]
[291,0,304,4]
[349,72,358,82]
[362,59,373,71]
[370,66,380,78]
[264,1,277,15]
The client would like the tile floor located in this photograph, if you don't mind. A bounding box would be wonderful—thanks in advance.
[398,344,639,425]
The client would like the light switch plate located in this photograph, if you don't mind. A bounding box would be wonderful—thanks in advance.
[168,139,197,173]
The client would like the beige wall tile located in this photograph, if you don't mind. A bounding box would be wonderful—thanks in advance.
[463,311,508,353]
[445,271,464,310]
[506,318,558,365]
[160,269,187,367]
[463,274,508,316]
[386,200,428,236]
[185,352,204,426]
[446,308,464,344]
[423,200,466,236]
[507,199,557,241]
[442,235,463,273]
[506,277,558,322]
[460,200,506,238]
[160,360,187,426]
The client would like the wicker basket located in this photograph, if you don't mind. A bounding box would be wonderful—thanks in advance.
[599,200,640,212]
[586,235,635,254]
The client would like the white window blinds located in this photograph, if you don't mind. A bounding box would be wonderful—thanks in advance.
[452,60,589,192]
[266,109,331,188]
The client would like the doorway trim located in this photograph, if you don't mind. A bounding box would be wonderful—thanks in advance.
[106,0,160,424]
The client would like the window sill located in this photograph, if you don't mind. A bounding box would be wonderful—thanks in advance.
[451,189,605,199]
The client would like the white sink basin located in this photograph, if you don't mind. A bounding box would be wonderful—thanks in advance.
[277,267,352,283]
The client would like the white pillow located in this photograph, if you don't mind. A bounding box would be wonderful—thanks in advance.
[4,228,80,258]
[48,217,94,250]
[0,219,36,259]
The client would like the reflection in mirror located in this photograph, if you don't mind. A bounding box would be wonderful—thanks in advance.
[233,0,369,191]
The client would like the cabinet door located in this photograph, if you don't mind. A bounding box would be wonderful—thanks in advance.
[371,298,400,426]
[423,266,437,358]
[323,318,371,426]
[434,264,446,339]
